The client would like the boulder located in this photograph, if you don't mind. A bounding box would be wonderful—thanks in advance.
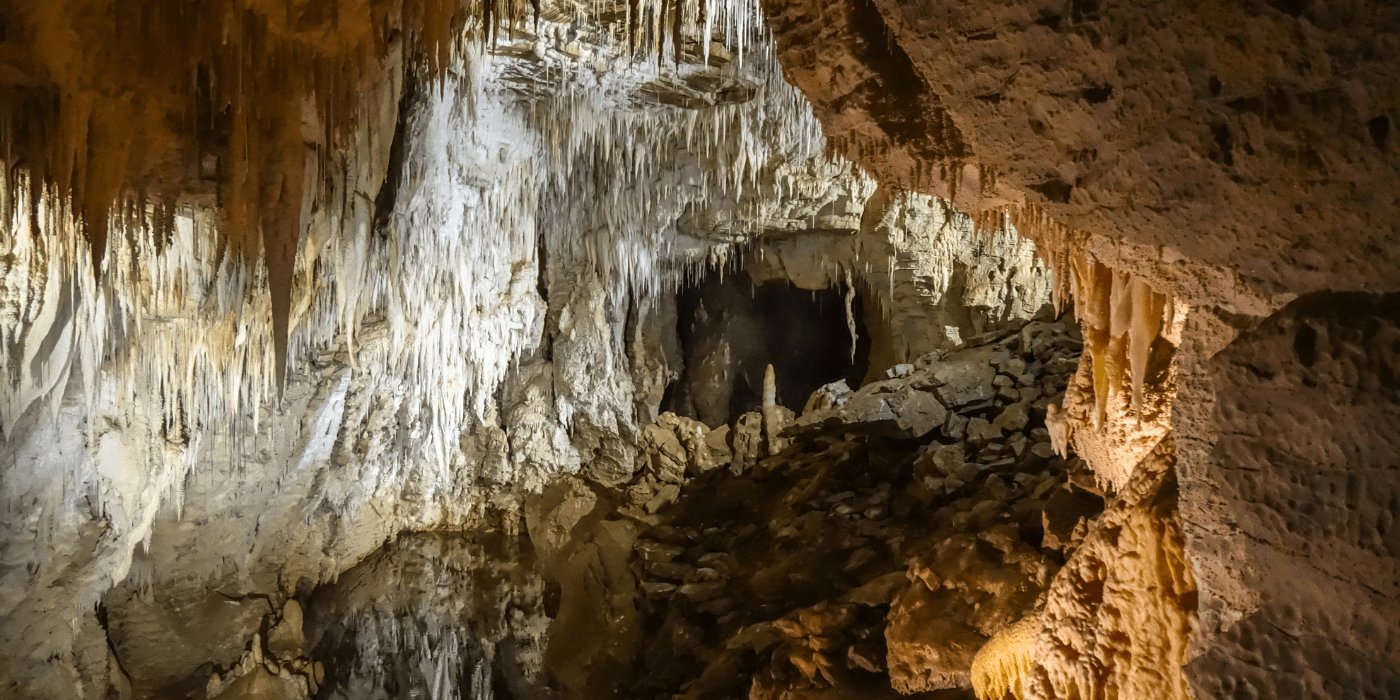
[930,346,1006,407]
[925,444,966,477]
[887,386,947,438]
[967,417,1003,444]
[638,422,688,483]
[731,412,764,473]
[943,412,969,440]
[265,600,305,661]
[992,401,1031,433]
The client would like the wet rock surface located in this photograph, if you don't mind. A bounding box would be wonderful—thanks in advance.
[303,528,550,700]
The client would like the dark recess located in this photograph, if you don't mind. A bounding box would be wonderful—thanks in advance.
[1070,0,1100,24]
[1267,0,1307,18]
[1082,85,1113,104]
[1369,116,1390,148]
[666,262,869,424]
[372,73,421,238]
[1293,323,1317,368]
[1030,179,1074,204]
[1210,123,1234,166]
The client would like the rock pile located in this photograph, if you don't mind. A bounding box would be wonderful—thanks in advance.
[590,314,1105,698]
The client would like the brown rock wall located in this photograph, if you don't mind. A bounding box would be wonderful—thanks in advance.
[1178,292,1400,698]
[763,0,1400,306]
[763,3,1400,696]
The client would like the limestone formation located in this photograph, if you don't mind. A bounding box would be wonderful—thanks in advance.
[1024,437,1196,700]
[2,0,1398,698]
[1178,293,1400,698]
[970,616,1037,700]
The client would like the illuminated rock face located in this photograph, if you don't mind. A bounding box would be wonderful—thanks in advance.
[3,1,1399,699]
[757,0,1400,698]
[1178,293,1400,698]
[0,4,1057,696]
[1023,438,1196,700]
[761,0,1400,306]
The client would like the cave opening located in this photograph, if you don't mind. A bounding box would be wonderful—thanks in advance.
[663,260,871,427]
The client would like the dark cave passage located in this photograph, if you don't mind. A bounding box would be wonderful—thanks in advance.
[664,261,871,427]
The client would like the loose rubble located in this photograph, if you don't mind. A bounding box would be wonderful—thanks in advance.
[542,312,1103,698]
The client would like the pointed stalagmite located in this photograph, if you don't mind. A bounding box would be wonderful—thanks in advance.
[763,363,777,407]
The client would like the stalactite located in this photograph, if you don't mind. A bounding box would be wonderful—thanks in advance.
[971,615,1038,700]
[2,0,780,396]
[965,197,1180,491]
[0,9,842,590]
[1064,253,1172,429]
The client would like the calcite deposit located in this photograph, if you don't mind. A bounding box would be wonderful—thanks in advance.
[2,0,1398,698]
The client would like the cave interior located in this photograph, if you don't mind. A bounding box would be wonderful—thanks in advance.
[0,0,1398,699]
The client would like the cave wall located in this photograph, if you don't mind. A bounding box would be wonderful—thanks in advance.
[0,29,823,695]
[4,0,1395,696]
[671,183,1055,425]
[746,191,1053,373]
[1177,292,1400,698]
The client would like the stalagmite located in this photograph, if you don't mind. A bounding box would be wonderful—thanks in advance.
[761,363,794,456]
[763,363,777,407]
[844,267,858,363]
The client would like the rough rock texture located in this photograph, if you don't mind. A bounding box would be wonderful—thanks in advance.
[885,533,1051,692]
[8,0,1396,697]
[605,320,1094,699]
[1022,437,1196,700]
[0,0,416,374]
[763,0,1400,309]
[968,616,1036,700]
[760,4,1400,697]
[1178,292,1400,699]
[967,438,1195,700]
